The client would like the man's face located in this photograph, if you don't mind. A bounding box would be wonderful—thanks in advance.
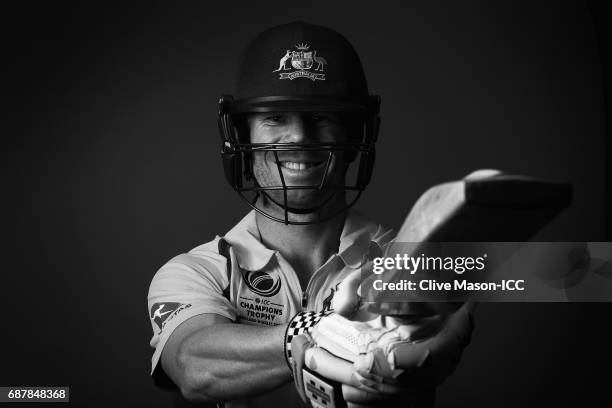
[247,112,350,210]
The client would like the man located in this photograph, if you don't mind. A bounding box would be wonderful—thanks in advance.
[148,22,471,408]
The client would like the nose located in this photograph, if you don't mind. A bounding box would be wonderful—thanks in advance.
[282,114,313,143]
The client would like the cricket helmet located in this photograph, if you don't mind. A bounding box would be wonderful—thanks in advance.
[218,21,380,224]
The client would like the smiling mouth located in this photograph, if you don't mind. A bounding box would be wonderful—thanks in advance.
[279,161,326,171]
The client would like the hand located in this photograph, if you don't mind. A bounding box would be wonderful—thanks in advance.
[287,312,382,407]
[309,309,472,385]
[290,313,447,407]
[350,304,475,386]
[296,305,473,406]
[332,267,463,321]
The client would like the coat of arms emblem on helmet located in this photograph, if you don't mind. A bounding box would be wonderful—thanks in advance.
[273,43,327,81]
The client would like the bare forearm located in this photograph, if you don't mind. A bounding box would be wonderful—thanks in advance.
[172,322,290,402]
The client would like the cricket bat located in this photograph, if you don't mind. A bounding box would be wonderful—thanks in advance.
[334,169,573,318]
[304,170,573,408]
[396,169,572,242]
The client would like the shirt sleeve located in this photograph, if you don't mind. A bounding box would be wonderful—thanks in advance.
[147,247,237,383]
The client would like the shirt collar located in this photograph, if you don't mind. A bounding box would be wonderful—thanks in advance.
[223,210,390,271]
[223,211,276,271]
[337,210,388,268]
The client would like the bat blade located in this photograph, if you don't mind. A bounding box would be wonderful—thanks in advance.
[396,172,572,243]
[367,171,573,316]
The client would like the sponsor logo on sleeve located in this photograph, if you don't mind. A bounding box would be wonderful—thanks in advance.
[150,302,192,333]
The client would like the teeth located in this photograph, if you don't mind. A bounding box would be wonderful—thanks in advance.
[280,162,320,170]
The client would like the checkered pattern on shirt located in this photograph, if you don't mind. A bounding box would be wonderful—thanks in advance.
[284,310,332,369]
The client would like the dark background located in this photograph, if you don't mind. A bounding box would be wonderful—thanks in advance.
[3,0,610,407]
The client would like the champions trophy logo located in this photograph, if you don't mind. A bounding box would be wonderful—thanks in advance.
[243,270,282,297]
[273,43,327,81]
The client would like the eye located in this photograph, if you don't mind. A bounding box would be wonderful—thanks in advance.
[312,113,340,125]
[263,114,286,125]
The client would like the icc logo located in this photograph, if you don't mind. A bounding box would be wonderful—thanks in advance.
[273,43,327,81]
[243,270,282,297]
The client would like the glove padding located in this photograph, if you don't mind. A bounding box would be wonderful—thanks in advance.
[291,330,431,408]
[328,264,474,387]
[310,305,472,385]
[289,309,468,407]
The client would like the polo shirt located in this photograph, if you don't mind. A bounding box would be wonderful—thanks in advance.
[147,209,394,407]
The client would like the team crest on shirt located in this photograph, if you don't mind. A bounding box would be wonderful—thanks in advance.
[272,43,327,81]
[242,270,281,297]
[150,302,192,333]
